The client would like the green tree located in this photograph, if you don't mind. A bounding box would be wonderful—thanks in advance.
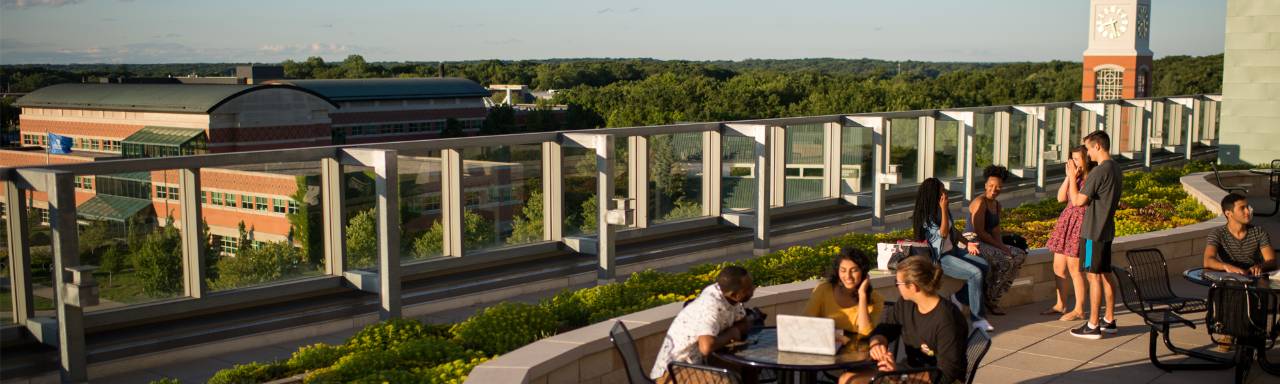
[441,118,465,138]
[345,208,378,269]
[209,241,309,290]
[286,177,322,265]
[412,211,495,257]
[506,189,544,245]
[131,223,182,297]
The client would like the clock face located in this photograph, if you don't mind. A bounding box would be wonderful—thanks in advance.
[1136,4,1150,39]
[1095,5,1129,39]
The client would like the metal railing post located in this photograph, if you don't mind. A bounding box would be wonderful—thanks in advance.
[178,168,206,298]
[753,128,771,255]
[962,113,976,202]
[872,118,887,227]
[321,157,346,275]
[47,171,86,382]
[1034,107,1047,192]
[542,141,563,241]
[769,126,786,207]
[4,179,33,324]
[823,122,842,199]
[596,135,617,282]
[442,148,465,257]
[372,150,401,319]
[627,136,649,228]
[702,129,722,216]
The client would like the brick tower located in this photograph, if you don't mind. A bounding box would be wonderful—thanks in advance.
[1082,0,1152,100]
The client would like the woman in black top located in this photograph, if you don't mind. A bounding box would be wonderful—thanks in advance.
[869,256,969,383]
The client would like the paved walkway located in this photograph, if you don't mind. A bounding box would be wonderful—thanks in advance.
[97,197,1280,384]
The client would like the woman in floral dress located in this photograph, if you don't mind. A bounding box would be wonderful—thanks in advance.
[1042,146,1091,321]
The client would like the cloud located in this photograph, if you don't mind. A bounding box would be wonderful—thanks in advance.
[596,7,612,14]
[1,0,85,9]
[629,7,639,12]
[484,38,523,45]
[0,38,385,64]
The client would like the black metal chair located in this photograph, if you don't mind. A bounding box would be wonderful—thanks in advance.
[1211,162,1250,195]
[1206,282,1280,383]
[668,361,742,384]
[1124,249,1208,314]
[611,321,656,384]
[963,329,992,384]
[1113,267,1233,372]
[870,367,940,384]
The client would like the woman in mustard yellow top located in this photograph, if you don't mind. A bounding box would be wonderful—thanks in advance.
[804,247,883,384]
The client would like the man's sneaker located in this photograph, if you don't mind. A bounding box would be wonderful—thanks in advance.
[1100,318,1118,334]
[1070,322,1102,340]
[973,318,994,332]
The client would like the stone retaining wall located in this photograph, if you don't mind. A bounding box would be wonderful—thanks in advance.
[466,172,1231,384]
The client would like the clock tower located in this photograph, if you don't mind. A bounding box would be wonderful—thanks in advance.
[1082,0,1152,100]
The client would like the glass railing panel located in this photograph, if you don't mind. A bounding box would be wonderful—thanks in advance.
[721,135,756,211]
[1009,112,1028,169]
[888,118,919,189]
[562,145,598,237]
[342,163,380,271]
[840,124,873,195]
[199,163,324,291]
[79,169,185,311]
[933,119,961,180]
[398,155,443,262]
[974,112,996,170]
[460,144,544,249]
[783,124,825,204]
[649,132,705,224]
[1044,108,1064,164]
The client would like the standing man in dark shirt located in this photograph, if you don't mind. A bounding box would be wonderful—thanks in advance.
[1068,130,1122,340]
[869,256,968,383]
[1205,193,1277,275]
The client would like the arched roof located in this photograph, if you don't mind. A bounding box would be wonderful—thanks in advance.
[266,77,490,102]
[15,83,338,114]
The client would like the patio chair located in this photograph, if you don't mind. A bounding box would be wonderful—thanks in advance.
[1124,249,1207,314]
[668,361,742,384]
[1206,282,1280,382]
[1210,162,1249,195]
[870,367,940,384]
[611,321,656,384]
[1114,267,1233,372]
[963,329,992,384]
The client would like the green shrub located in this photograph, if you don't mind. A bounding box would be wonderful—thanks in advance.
[352,370,424,384]
[286,343,349,373]
[147,378,181,384]
[451,302,558,355]
[207,361,289,384]
[418,357,491,384]
[347,318,430,352]
[393,337,477,368]
[328,349,399,382]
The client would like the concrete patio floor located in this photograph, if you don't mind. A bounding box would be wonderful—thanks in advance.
[969,278,1279,384]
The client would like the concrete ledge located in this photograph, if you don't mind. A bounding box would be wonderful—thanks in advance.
[470,176,1231,384]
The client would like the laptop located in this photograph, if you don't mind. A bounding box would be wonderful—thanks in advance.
[776,315,838,355]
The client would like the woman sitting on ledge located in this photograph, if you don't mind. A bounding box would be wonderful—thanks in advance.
[869,256,969,384]
[967,165,1028,316]
[803,247,885,384]
[913,178,993,332]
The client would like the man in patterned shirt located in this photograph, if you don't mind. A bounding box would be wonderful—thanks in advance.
[650,266,758,383]
[1204,193,1277,275]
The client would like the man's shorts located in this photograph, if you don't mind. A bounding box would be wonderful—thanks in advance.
[1078,238,1113,273]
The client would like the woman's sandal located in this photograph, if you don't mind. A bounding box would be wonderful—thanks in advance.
[1059,311,1084,322]
[1039,307,1065,316]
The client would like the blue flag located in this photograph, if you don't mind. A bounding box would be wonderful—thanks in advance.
[48,133,73,155]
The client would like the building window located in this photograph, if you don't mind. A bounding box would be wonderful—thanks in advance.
[219,236,239,256]
[155,185,179,200]
[254,196,269,212]
[240,195,253,209]
[1136,69,1148,98]
[272,198,288,214]
[464,191,482,207]
[287,200,299,214]
[211,192,225,206]
[1095,68,1124,101]
[74,176,94,190]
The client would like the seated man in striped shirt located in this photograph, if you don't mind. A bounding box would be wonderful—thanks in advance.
[1204,193,1277,276]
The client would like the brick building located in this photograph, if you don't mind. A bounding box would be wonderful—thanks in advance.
[0,77,515,254]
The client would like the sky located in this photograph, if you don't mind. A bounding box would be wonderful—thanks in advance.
[0,0,1227,64]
